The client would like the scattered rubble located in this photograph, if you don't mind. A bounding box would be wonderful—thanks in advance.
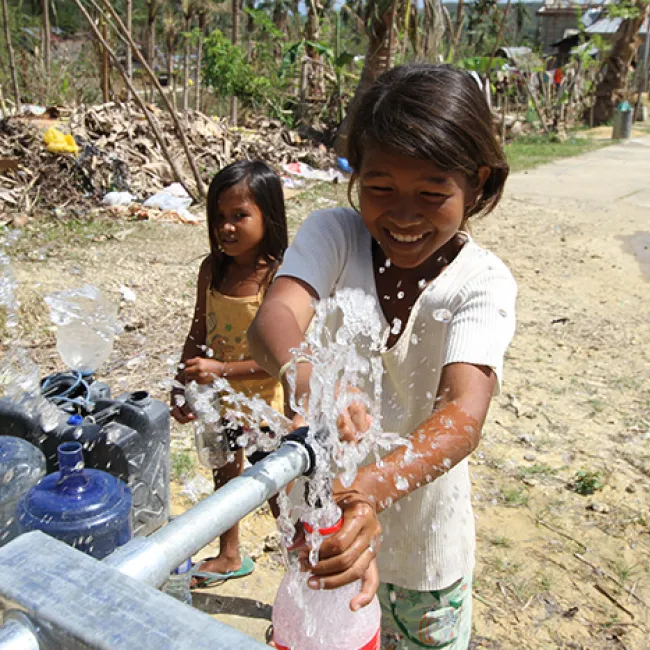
[0,102,337,217]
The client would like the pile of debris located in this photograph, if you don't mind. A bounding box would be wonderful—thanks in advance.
[0,102,337,215]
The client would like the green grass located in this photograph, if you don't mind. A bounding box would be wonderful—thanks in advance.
[502,487,530,506]
[2,217,128,258]
[505,134,609,173]
[170,451,197,482]
[517,463,560,481]
[489,535,512,548]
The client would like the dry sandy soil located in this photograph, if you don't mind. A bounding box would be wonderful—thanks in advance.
[5,136,650,649]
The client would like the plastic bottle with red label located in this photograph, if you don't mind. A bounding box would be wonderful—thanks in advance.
[272,512,381,650]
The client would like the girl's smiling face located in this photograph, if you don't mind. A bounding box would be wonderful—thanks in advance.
[358,144,487,273]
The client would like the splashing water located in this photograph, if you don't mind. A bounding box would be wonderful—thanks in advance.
[0,233,62,432]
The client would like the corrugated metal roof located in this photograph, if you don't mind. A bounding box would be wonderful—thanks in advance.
[586,16,648,35]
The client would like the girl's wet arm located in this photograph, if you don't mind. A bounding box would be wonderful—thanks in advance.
[338,362,496,512]
[176,258,211,382]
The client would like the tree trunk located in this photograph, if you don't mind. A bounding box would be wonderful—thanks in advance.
[305,0,324,98]
[167,29,176,108]
[231,0,239,125]
[2,0,20,111]
[194,11,206,111]
[42,0,51,81]
[272,0,288,33]
[126,0,132,102]
[101,17,110,102]
[421,0,444,61]
[593,4,648,125]
[182,13,191,112]
[246,0,255,61]
[399,0,411,63]
[451,0,464,61]
[335,0,400,155]
[147,0,159,69]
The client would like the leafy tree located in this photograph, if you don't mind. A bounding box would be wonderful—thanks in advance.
[592,0,650,124]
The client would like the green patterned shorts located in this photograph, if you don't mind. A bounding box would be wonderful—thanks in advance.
[378,575,472,649]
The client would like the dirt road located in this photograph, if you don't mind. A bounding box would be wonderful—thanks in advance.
[9,136,650,649]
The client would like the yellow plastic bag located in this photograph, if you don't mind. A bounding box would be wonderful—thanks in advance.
[43,127,79,155]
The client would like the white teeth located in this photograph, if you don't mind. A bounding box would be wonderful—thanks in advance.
[389,231,425,243]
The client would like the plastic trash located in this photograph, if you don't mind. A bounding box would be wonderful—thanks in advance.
[17,441,132,559]
[143,183,193,220]
[337,157,353,174]
[161,182,190,198]
[102,192,137,207]
[282,162,345,184]
[45,284,120,373]
[272,511,381,650]
[43,127,80,155]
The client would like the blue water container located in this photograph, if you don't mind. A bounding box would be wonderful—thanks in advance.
[17,441,132,559]
[0,436,46,547]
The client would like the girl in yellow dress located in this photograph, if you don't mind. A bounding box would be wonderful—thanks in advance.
[171,160,287,586]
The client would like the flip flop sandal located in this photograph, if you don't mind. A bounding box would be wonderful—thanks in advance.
[190,556,255,589]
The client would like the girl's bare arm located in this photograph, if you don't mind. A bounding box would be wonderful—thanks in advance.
[177,257,211,376]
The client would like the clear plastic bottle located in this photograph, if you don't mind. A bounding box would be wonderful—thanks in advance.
[162,558,193,606]
[272,514,381,650]
[45,284,118,373]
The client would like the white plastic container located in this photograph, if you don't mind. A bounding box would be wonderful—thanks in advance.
[272,516,381,650]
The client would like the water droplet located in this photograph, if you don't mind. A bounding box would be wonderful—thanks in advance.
[394,475,409,491]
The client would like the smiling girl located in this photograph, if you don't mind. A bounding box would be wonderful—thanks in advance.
[249,65,517,649]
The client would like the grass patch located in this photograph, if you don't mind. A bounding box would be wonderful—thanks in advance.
[3,216,128,259]
[517,463,560,481]
[506,134,608,173]
[489,535,512,548]
[170,450,197,482]
[502,487,530,506]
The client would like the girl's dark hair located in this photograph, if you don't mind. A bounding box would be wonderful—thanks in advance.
[346,64,509,220]
[206,160,288,290]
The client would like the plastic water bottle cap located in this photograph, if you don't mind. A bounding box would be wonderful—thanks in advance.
[67,414,83,425]
[303,517,343,536]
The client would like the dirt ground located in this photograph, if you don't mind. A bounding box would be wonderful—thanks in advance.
[5,135,650,649]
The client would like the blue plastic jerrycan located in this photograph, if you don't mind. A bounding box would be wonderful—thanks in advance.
[17,441,132,559]
[0,436,46,547]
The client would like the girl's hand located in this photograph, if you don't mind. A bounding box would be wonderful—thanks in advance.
[184,357,225,384]
[170,390,196,424]
[297,489,381,611]
[336,386,372,444]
